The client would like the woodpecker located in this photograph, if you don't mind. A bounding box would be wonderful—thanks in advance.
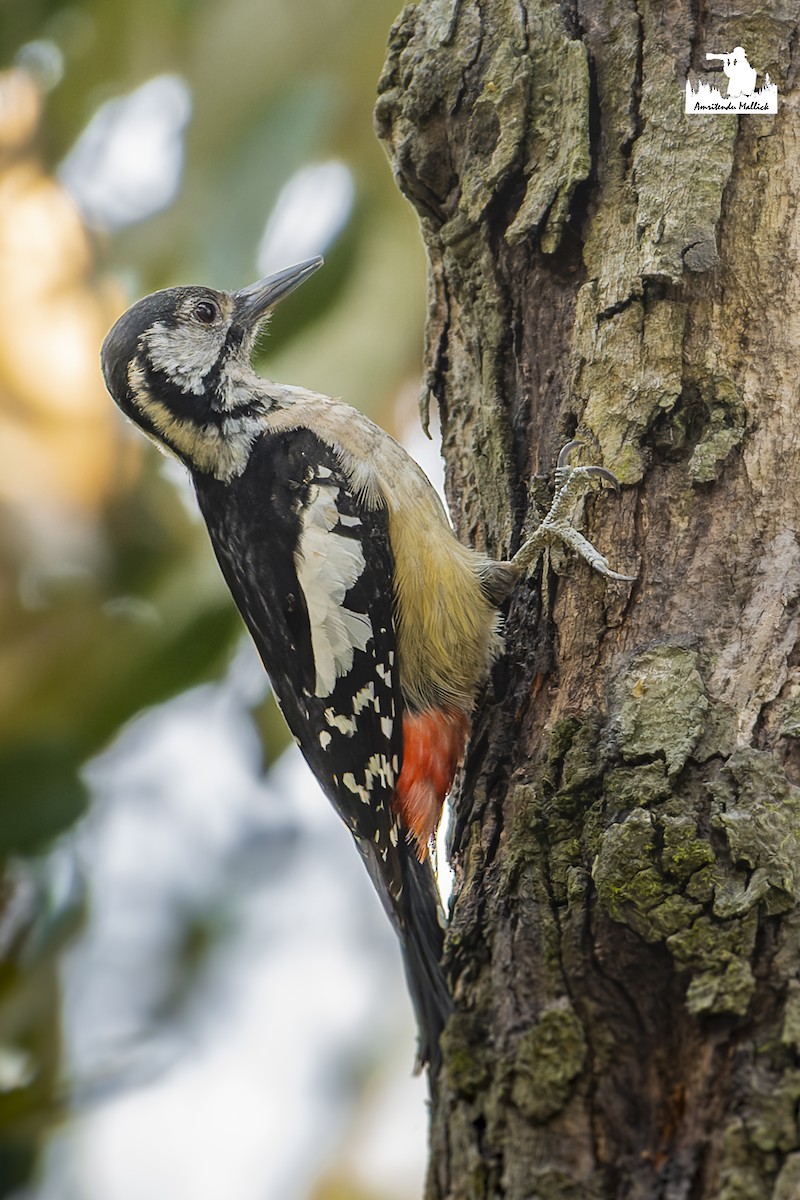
[101,257,631,1072]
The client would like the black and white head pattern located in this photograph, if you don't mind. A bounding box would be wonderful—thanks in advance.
[102,286,268,481]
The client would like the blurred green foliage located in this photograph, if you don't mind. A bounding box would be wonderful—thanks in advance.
[0,0,423,1191]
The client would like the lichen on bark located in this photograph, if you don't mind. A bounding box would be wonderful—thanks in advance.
[611,645,708,772]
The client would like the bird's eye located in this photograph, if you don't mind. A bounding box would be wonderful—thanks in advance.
[193,299,219,324]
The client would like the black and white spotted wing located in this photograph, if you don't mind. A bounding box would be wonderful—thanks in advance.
[193,428,407,904]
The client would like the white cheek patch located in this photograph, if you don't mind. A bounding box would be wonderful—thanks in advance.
[144,321,227,394]
[296,480,373,697]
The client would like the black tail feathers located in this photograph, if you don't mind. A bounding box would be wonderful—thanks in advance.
[400,852,453,1074]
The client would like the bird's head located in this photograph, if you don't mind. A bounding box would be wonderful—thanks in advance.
[101,256,323,477]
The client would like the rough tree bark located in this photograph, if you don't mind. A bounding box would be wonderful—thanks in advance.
[375,4,800,1199]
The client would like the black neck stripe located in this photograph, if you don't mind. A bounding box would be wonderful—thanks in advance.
[141,360,211,423]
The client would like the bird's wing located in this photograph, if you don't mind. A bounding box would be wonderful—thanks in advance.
[194,425,451,1067]
[194,426,406,900]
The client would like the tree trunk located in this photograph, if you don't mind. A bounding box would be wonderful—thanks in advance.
[376,4,800,1198]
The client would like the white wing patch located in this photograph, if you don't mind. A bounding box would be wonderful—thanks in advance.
[342,753,397,804]
[296,480,373,697]
[352,681,377,713]
[324,708,357,736]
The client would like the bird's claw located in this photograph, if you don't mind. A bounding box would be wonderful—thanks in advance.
[583,465,620,491]
[556,439,621,491]
[511,441,635,582]
[556,438,583,468]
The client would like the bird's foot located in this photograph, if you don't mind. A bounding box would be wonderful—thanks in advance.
[511,440,636,582]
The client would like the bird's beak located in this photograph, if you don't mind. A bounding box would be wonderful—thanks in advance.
[233,257,324,326]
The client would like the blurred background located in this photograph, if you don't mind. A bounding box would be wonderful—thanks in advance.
[0,1,437,1196]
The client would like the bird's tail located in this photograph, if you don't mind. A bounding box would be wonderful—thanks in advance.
[398,850,453,1074]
